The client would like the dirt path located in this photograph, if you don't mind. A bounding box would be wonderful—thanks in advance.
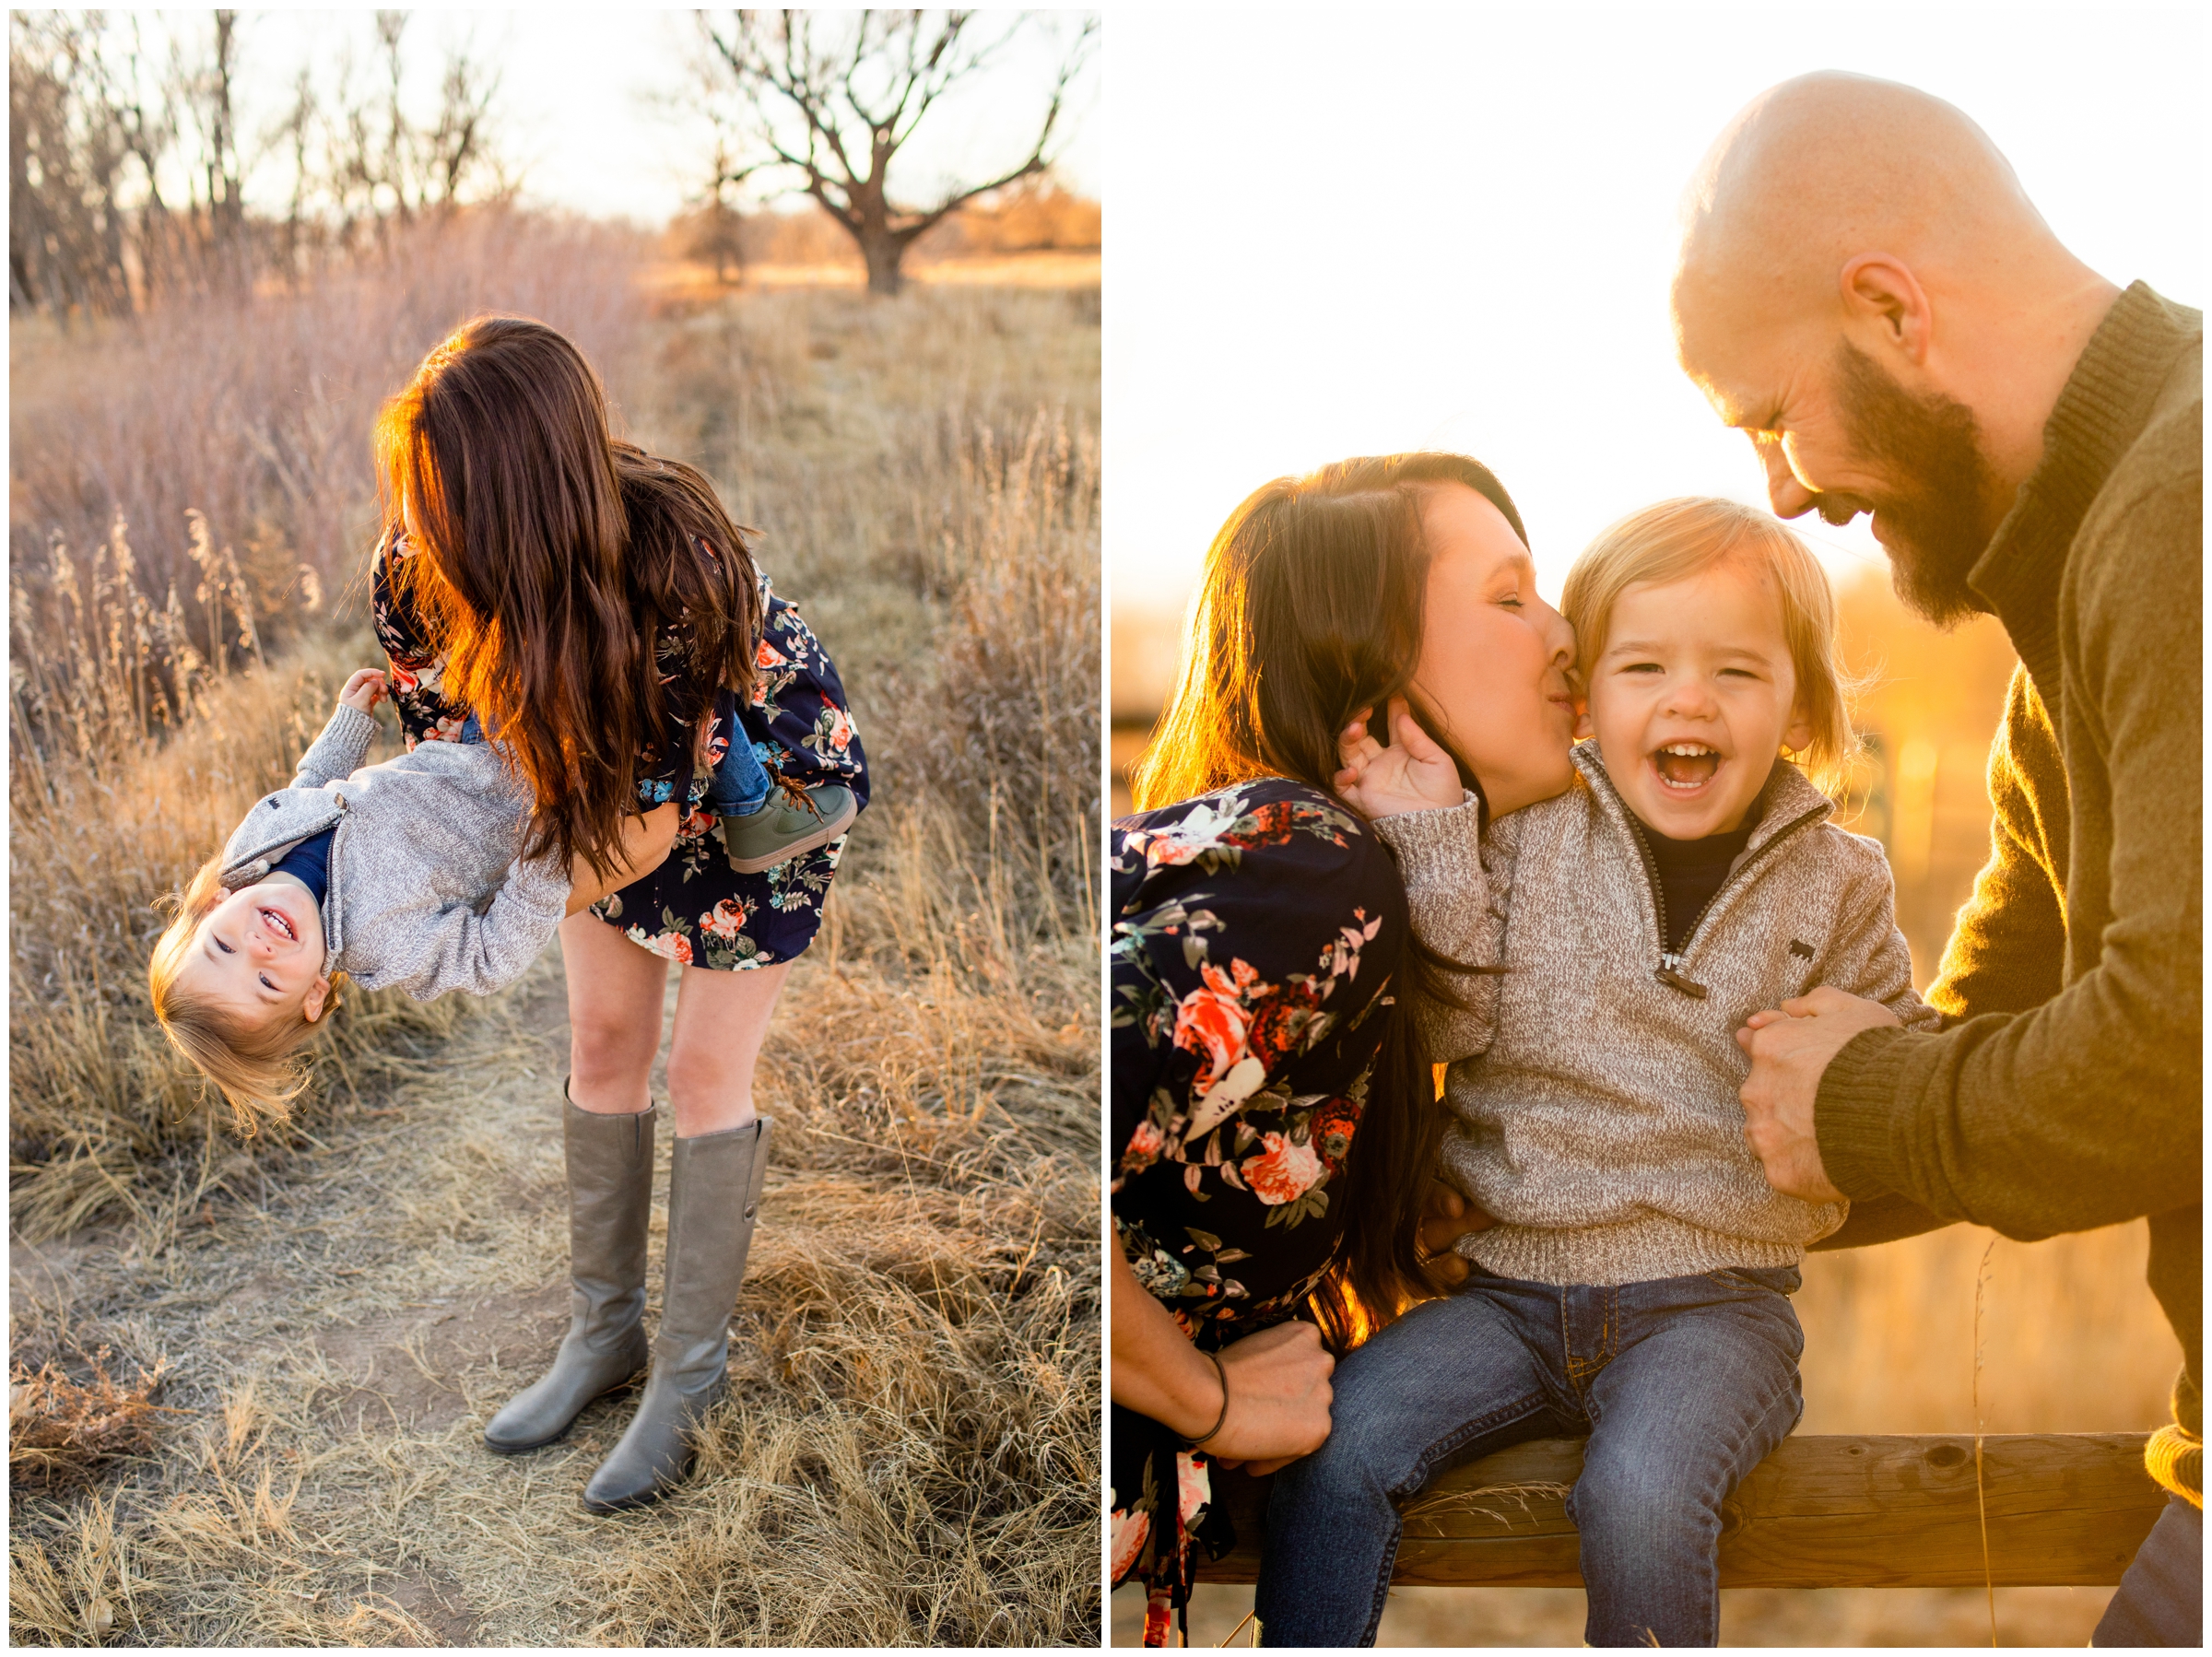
[12,945,1100,1645]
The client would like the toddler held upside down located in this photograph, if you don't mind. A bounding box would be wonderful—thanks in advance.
[148,668,850,1125]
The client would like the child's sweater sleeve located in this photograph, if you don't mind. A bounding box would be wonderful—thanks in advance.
[1818,840,1942,1032]
[1370,794,1507,1064]
[380,854,571,1003]
[291,705,378,790]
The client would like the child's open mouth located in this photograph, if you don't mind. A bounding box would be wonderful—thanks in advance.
[260,906,297,943]
[1652,742,1723,793]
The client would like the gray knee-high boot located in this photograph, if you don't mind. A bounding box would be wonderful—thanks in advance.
[582,1115,771,1512]
[485,1092,654,1453]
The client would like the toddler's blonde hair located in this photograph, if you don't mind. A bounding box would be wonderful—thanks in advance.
[1561,498,1859,794]
[147,855,345,1134]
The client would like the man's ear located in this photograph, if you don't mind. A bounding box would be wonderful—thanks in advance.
[1839,253,1933,367]
[301,975,331,1023]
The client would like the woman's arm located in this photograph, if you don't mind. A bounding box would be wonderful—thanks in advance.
[564,803,683,917]
[1110,1235,1335,1474]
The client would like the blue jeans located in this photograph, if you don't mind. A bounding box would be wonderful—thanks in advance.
[2093,1495,2201,1646]
[1257,1264,1805,1647]
[484,705,772,814]
[702,725,771,816]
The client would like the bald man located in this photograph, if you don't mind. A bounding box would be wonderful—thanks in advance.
[1673,74,2200,1645]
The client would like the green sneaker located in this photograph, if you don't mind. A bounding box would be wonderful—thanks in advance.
[719,781,858,874]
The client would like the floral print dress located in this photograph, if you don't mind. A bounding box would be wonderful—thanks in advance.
[371,529,868,970]
[1109,778,1407,1645]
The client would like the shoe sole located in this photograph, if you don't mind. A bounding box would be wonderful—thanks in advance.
[482,1369,643,1456]
[581,1454,697,1515]
[724,793,859,874]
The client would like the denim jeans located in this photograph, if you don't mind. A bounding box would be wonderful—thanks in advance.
[466,707,771,812]
[702,727,772,817]
[2092,1495,2202,1646]
[1256,1263,1805,1647]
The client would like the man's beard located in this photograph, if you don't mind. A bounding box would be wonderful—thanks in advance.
[1828,340,1997,628]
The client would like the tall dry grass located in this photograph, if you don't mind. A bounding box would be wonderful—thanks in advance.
[10,208,651,671]
[11,259,1100,1645]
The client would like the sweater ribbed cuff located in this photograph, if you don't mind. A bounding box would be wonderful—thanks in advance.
[2146,1424,2203,1507]
[298,702,378,786]
[1370,793,1482,865]
[1813,1023,1918,1203]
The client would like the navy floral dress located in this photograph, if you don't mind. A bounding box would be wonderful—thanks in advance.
[371,529,868,969]
[1109,778,1407,1645]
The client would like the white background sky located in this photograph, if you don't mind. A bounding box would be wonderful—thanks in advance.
[1105,6,2205,626]
[159,8,1100,224]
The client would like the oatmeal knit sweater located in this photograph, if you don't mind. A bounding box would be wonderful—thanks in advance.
[1375,746,1937,1287]
[218,705,571,1001]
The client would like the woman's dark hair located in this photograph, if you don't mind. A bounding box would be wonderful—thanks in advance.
[1130,452,1526,810]
[1129,452,1529,1346]
[374,315,764,879]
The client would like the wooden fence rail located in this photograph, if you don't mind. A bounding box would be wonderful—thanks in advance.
[1196,1433,2162,1588]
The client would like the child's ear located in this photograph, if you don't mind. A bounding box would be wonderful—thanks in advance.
[1572,695,1594,742]
[301,975,332,1023]
[1782,704,1816,758]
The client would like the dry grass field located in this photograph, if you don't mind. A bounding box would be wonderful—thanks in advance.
[1108,567,2181,1647]
[9,229,1102,1646]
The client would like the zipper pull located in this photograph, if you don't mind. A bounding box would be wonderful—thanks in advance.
[1655,954,1709,999]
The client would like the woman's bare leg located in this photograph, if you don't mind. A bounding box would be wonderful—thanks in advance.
[559,911,670,1115]
[664,960,793,1137]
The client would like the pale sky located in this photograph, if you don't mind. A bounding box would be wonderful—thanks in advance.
[1105,7,2205,624]
[162,8,1100,226]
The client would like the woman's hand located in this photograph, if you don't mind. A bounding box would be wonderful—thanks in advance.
[564,803,683,917]
[338,669,389,716]
[1111,1237,1335,1472]
[1417,1178,1495,1288]
[1335,696,1465,818]
[1203,1321,1337,1475]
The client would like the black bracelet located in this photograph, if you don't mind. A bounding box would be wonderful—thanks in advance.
[1185,1350,1230,1450]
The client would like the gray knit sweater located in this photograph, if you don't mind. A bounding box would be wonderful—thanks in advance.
[1375,743,1939,1287]
[217,705,569,1001]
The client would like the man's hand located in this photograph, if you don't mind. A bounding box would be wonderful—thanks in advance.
[1335,697,1464,819]
[1417,1178,1493,1287]
[338,668,389,716]
[1735,986,1900,1203]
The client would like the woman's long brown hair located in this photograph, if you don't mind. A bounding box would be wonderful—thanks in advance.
[1128,452,1529,1348]
[375,315,764,878]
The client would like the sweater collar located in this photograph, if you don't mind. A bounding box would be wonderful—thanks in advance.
[1969,281,2202,706]
[1569,741,1833,855]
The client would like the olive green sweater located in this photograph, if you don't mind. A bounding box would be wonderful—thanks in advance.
[1816,282,2203,1506]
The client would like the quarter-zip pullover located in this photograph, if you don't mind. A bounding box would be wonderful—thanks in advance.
[1374,742,1937,1287]
[217,704,570,1002]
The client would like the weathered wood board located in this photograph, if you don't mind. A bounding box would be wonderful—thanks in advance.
[1195,1433,2163,1588]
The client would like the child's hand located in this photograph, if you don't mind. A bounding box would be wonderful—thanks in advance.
[1335,696,1465,817]
[339,669,389,715]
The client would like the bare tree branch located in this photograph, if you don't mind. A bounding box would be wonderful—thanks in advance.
[690,8,1095,296]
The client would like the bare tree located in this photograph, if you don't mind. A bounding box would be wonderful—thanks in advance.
[8,10,517,315]
[696,10,1095,297]
[9,14,135,317]
[323,13,507,256]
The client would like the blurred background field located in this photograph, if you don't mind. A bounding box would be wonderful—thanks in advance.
[1112,553,2181,1649]
[10,9,1100,1646]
